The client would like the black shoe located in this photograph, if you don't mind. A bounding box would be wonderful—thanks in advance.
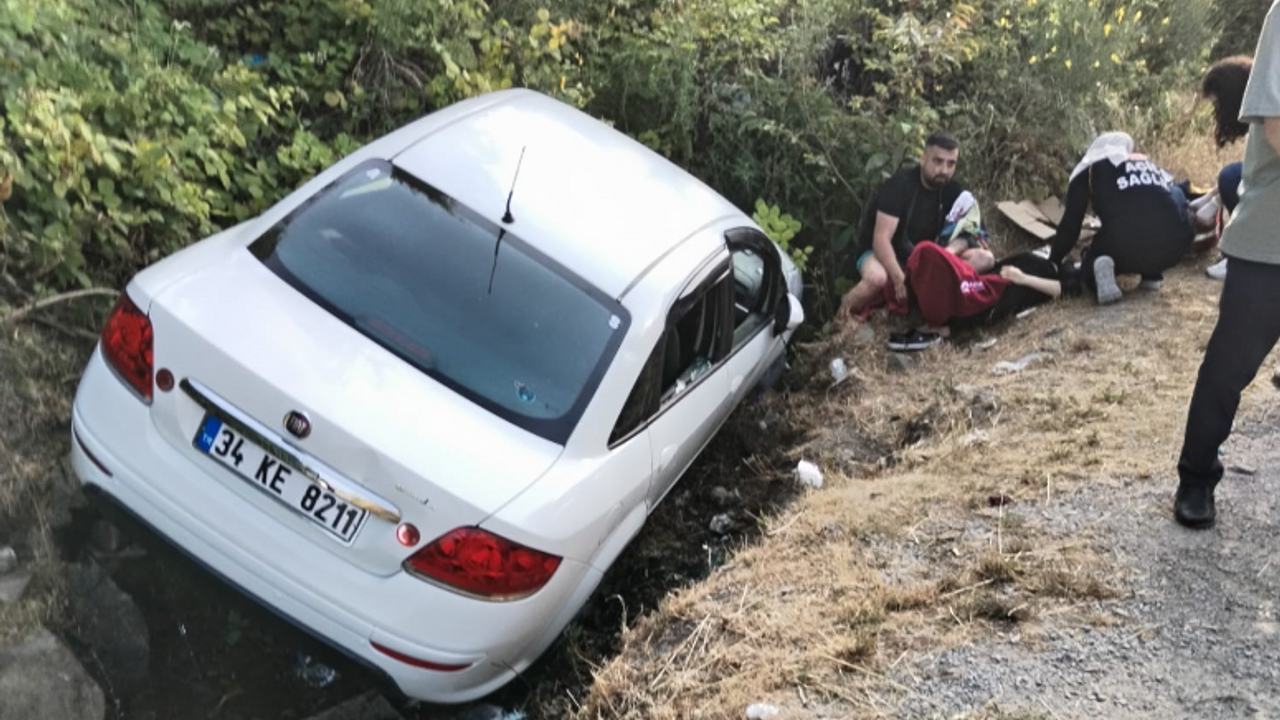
[887,330,942,353]
[1173,482,1216,529]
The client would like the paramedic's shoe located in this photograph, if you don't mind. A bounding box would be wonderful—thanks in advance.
[1206,257,1228,281]
[1173,482,1216,529]
[1138,275,1163,292]
[887,330,941,353]
[1093,256,1122,305]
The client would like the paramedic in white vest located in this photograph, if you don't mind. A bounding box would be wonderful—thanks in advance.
[1045,132,1194,304]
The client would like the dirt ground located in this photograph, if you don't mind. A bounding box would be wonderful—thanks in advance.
[4,130,1278,720]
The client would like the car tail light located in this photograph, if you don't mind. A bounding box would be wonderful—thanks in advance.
[404,527,561,600]
[101,294,153,402]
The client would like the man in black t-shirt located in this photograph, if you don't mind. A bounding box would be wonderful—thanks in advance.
[837,132,993,325]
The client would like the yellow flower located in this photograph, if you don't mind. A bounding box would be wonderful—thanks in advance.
[1029,55,1039,64]
[1050,45,1058,54]
[1093,59,1101,68]
[1065,59,1073,69]
[1162,16,1170,25]
[1117,6,1125,23]
[560,75,566,92]
[1104,22,1112,37]
[1111,52,1122,64]
[1028,0,1037,6]
[1134,10,1142,21]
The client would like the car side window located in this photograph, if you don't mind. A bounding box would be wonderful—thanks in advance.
[609,347,663,445]
[607,270,733,446]
[659,274,732,404]
[731,246,768,346]
[726,229,782,348]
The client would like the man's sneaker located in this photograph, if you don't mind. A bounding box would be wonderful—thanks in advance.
[1138,276,1163,292]
[887,330,942,352]
[1093,255,1122,305]
[1206,257,1228,281]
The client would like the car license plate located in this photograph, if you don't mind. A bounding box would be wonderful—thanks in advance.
[194,415,368,543]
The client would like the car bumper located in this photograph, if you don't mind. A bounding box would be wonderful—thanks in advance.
[70,348,600,703]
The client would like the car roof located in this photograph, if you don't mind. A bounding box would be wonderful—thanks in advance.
[391,90,745,299]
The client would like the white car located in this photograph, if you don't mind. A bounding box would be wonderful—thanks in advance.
[70,89,802,703]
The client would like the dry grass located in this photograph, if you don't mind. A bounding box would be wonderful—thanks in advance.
[576,130,1274,719]
[0,301,103,645]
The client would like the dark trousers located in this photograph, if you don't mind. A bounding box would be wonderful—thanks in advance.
[1178,257,1280,488]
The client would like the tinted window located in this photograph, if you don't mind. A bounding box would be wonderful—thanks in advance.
[251,160,628,444]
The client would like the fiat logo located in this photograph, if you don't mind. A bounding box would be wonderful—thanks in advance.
[283,410,311,439]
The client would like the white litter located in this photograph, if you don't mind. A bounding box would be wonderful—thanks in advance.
[992,352,1049,375]
[745,703,779,720]
[795,460,824,489]
[829,358,849,384]
[1015,306,1038,320]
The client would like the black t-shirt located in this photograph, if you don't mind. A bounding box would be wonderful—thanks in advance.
[859,165,964,267]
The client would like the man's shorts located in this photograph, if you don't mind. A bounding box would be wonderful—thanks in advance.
[856,238,983,277]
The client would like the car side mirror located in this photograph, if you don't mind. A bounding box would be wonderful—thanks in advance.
[774,293,804,335]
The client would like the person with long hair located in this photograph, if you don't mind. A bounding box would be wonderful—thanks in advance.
[1200,55,1254,280]
[1176,1,1280,529]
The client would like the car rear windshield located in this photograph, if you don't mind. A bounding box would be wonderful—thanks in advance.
[250,159,628,444]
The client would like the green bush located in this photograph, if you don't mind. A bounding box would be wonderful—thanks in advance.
[0,0,1259,320]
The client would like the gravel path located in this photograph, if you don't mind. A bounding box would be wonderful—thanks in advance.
[898,411,1280,719]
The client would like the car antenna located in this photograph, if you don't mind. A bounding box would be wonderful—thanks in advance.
[502,146,526,225]
[490,146,526,294]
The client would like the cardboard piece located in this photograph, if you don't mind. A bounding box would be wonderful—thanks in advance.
[998,195,1099,243]
[995,201,1056,241]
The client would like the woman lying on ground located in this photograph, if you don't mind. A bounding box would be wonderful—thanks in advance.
[1046,132,1194,305]
[1199,55,1253,280]
[886,242,1080,351]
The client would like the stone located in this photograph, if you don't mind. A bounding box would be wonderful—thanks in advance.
[1272,367,1280,390]
[0,545,16,575]
[88,520,126,556]
[887,353,916,374]
[0,628,105,720]
[709,486,735,506]
[709,513,735,535]
[1229,464,1257,476]
[304,691,405,720]
[0,570,32,604]
[852,323,876,346]
[66,563,150,691]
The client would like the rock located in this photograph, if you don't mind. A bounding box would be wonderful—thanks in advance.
[887,353,916,374]
[0,545,16,575]
[0,628,105,720]
[852,324,876,346]
[1273,367,1280,390]
[953,384,1000,419]
[304,691,405,720]
[0,570,32,604]
[66,563,150,691]
[47,456,86,530]
[1229,464,1257,476]
[709,486,736,506]
[88,520,126,557]
[709,513,735,535]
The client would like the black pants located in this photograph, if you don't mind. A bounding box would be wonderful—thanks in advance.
[950,253,1075,331]
[1081,226,1191,286]
[1178,257,1280,488]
